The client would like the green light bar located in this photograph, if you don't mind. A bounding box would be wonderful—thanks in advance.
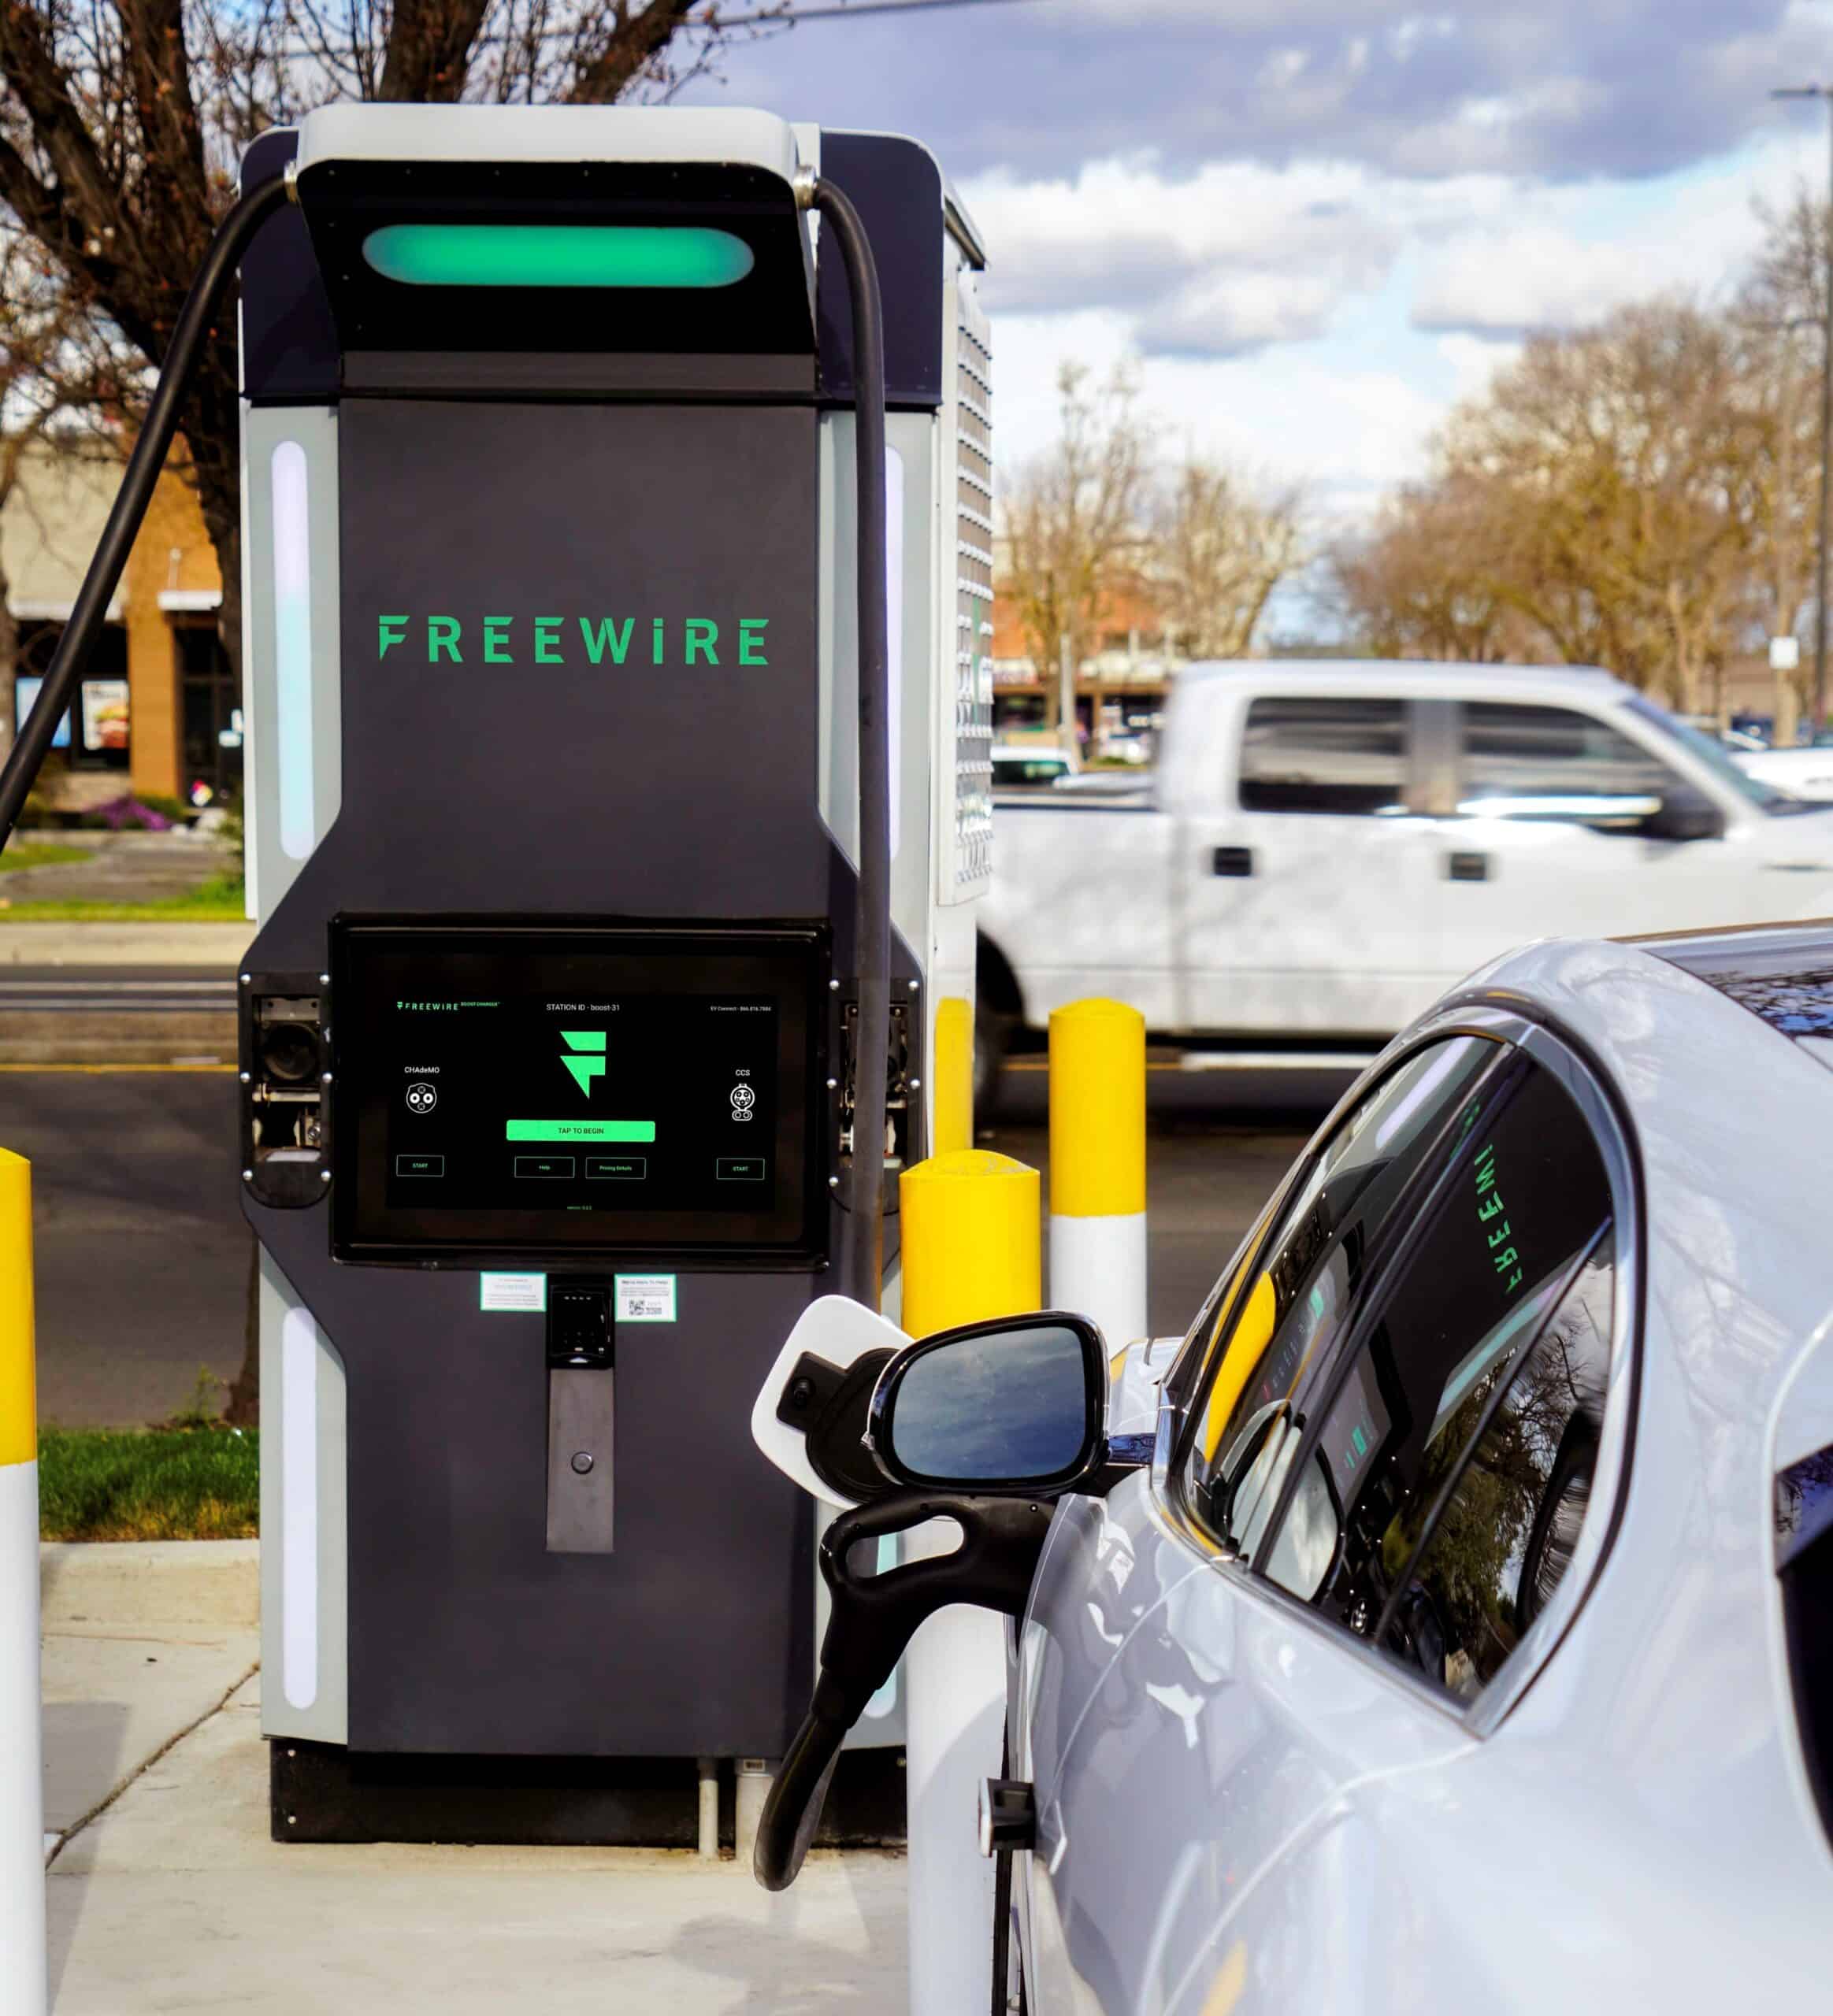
[362,224,755,290]
[506,1119,656,1143]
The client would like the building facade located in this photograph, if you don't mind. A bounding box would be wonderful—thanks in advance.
[989,584,1180,756]
[2,440,232,814]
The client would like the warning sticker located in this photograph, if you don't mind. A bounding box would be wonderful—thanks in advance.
[616,1274,677,1325]
[480,1272,546,1314]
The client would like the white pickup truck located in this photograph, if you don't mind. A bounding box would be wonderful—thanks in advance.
[975,660,1833,1095]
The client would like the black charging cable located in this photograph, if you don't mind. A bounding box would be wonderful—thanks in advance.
[810,178,892,1317]
[0,174,290,851]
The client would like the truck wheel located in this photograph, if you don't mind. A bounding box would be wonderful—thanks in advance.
[974,1004,1016,1123]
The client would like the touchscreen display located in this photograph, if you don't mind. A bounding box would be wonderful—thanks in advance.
[332,924,824,1260]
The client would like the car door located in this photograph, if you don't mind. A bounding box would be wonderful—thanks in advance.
[1014,1031,1498,2010]
[1178,693,1446,1037]
[1427,698,1752,984]
[1014,1023,1632,2014]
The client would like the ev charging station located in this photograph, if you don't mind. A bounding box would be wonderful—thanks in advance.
[0,102,993,1843]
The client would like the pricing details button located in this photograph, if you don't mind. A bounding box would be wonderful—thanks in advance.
[585,1157,647,1180]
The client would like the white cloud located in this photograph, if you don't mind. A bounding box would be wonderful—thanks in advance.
[989,308,1446,511]
[1414,128,1825,334]
[963,154,1512,354]
[973,127,1824,517]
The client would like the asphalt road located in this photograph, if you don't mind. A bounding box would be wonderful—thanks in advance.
[2,1067,249,1427]
[4,1061,1353,1428]
[0,968,239,1013]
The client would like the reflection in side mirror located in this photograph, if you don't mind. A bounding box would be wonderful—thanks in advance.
[868,1311,1108,1494]
[1642,783,1724,842]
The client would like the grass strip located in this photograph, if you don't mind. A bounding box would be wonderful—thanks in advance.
[38,1426,259,1541]
[0,842,93,873]
[0,873,248,923]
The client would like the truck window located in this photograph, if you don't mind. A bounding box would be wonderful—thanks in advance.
[1459,702,1676,826]
[1238,697,1407,815]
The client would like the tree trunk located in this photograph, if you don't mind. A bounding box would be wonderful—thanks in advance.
[224,1231,260,1427]
[1776,668,1802,747]
[0,557,16,771]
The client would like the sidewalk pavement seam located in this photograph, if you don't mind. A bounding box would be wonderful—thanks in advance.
[44,1657,258,1868]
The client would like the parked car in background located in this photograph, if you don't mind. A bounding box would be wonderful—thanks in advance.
[1735,737,1833,802]
[991,743,1073,789]
[978,660,1833,1099]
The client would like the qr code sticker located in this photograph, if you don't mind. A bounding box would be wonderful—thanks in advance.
[616,1275,677,1324]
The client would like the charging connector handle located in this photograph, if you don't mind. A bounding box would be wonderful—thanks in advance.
[0,174,289,851]
[813,179,891,1316]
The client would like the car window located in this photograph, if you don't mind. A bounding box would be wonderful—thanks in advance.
[1458,702,1676,827]
[1238,697,1408,816]
[1179,1035,1504,1556]
[1256,1060,1613,1706]
[1377,1240,1614,1700]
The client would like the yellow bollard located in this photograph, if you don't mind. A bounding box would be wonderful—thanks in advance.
[1048,998,1148,1347]
[929,995,975,1159]
[899,1147,1040,1337]
[0,1147,45,2014]
[896,1144,1041,2016]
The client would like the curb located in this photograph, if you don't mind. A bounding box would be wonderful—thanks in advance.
[0,922,251,967]
[39,1539,258,1632]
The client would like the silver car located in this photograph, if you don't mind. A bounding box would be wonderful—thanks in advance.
[762,921,1833,2009]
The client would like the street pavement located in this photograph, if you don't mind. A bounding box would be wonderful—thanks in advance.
[2,1066,249,1426]
[0,969,239,1014]
[3,1053,1348,1426]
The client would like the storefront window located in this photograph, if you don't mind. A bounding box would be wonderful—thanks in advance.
[11,620,129,773]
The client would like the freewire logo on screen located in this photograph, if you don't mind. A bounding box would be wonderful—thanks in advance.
[374,614,770,668]
[560,1031,605,1098]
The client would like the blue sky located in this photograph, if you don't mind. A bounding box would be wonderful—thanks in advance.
[680,0,1833,541]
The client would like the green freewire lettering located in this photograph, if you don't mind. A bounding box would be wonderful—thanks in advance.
[379,615,771,669]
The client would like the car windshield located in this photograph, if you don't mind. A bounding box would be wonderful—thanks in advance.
[1625,695,1812,815]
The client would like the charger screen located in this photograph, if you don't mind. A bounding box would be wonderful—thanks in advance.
[333,924,825,1262]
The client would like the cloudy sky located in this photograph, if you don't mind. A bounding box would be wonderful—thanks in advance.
[681,0,1833,542]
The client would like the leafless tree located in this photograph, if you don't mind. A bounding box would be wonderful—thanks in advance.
[1149,458,1303,661]
[1000,361,1153,730]
[1330,470,1539,664]
[1338,301,1778,710]
[1740,185,1829,743]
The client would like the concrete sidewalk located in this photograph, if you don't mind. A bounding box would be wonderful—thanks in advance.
[0,921,250,966]
[41,1544,906,2013]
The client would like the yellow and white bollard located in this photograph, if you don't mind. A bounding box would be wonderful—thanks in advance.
[1048,998,1148,1348]
[0,1148,45,2015]
[899,1148,1041,2016]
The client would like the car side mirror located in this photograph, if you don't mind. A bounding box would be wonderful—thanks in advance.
[867,1311,1114,1495]
[1642,783,1724,841]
